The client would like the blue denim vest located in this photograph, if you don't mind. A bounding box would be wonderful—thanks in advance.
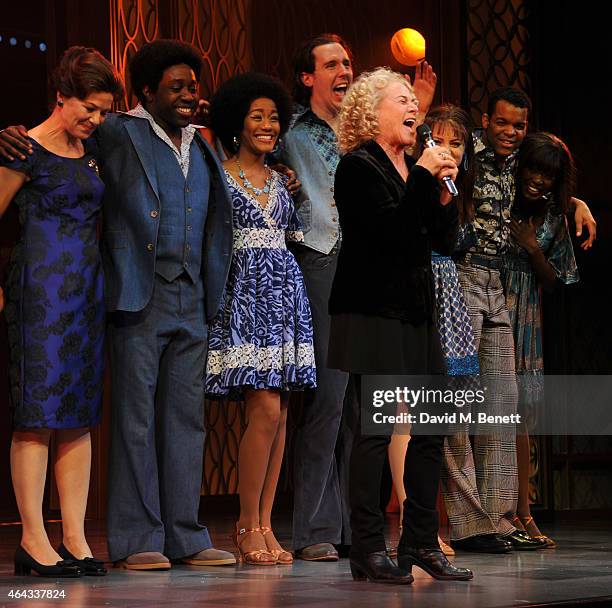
[152,136,210,282]
[280,108,340,255]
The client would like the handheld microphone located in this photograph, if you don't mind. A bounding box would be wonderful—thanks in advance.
[416,124,459,197]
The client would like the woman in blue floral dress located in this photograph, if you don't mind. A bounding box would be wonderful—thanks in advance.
[0,47,123,577]
[207,73,315,566]
[502,132,578,547]
[426,106,480,379]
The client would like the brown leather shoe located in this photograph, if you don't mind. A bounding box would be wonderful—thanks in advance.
[180,548,236,566]
[296,543,339,561]
[115,552,171,570]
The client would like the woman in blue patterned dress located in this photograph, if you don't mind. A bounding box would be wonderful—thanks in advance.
[502,132,578,547]
[425,106,480,378]
[207,73,316,566]
[387,105,479,556]
[0,47,123,576]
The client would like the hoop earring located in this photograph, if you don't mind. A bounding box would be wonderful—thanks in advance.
[57,99,64,107]
[272,137,282,154]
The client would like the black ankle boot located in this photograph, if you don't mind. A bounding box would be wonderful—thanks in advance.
[14,546,82,577]
[58,543,107,576]
[398,546,473,581]
[349,550,413,584]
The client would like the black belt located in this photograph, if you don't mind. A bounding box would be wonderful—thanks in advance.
[458,252,503,270]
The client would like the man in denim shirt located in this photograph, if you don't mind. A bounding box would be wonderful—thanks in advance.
[280,34,354,562]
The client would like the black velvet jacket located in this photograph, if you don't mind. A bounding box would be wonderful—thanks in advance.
[328,140,458,323]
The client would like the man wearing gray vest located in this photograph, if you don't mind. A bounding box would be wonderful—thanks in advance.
[99,40,236,570]
[280,34,354,561]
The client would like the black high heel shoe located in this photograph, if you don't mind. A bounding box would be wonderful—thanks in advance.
[398,546,473,581]
[58,543,107,576]
[349,550,413,584]
[14,546,82,577]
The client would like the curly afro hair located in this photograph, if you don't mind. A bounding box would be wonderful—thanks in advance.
[129,39,203,104]
[209,72,293,155]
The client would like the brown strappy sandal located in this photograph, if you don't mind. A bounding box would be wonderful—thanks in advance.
[260,526,293,565]
[438,536,455,556]
[232,525,277,566]
[520,516,556,548]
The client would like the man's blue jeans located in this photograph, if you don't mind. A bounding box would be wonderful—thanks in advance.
[106,274,211,562]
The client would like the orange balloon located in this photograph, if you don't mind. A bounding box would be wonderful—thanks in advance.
[390,28,426,66]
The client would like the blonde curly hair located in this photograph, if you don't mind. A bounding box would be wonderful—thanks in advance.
[337,67,414,154]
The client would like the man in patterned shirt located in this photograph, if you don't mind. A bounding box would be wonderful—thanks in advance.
[448,87,595,553]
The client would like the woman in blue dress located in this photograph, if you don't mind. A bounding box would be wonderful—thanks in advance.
[0,47,123,577]
[207,73,316,566]
[502,132,578,547]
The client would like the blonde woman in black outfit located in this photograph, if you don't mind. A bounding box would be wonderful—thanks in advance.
[328,67,473,584]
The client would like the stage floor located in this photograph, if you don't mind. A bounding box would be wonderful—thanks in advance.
[0,515,611,607]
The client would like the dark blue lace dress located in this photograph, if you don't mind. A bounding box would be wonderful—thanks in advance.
[2,138,105,429]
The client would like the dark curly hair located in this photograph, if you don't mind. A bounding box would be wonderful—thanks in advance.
[51,46,124,103]
[293,33,354,107]
[129,39,203,104]
[210,72,293,155]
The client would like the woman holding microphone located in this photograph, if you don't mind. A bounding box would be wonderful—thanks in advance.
[327,67,473,584]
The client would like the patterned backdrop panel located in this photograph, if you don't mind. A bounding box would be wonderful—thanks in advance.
[174,0,252,99]
[109,0,251,109]
[110,0,161,109]
[465,0,531,123]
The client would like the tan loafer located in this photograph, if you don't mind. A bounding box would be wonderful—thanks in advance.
[115,551,171,570]
[296,543,339,561]
[181,547,236,566]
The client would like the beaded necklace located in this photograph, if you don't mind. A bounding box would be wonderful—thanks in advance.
[234,157,271,196]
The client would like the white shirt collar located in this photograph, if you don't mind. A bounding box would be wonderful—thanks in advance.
[128,104,196,177]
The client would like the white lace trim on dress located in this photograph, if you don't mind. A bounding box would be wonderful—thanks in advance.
[207,342,315,374]
[233,228,287,250]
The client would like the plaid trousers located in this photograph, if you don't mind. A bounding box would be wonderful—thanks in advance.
[441,262,518,540]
